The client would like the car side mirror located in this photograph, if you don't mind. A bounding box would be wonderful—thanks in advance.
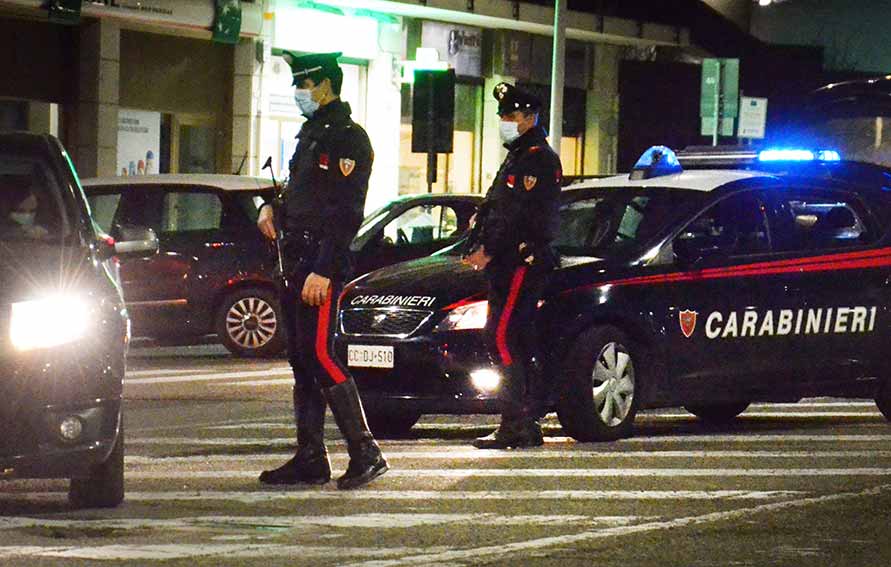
[114,224,159,258]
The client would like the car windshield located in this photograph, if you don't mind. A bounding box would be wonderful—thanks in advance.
[554,188,707,257]
[0,154,68,244]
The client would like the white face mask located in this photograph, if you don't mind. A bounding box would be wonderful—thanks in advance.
[293,88,320,117]
[10,211,35,226]
[499,120,521,144]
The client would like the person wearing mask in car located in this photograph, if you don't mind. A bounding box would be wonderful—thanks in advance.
[463,82,562,449]
[255,51,387,489]
[1,180,49,240]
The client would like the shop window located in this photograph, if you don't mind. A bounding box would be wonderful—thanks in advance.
[399,82,482,195]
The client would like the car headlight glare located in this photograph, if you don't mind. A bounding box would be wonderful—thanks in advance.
[10,294,91,351]
[436,300,488,332]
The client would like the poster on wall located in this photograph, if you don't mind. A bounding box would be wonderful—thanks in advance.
[117,109,160,177]
[421,21,482,78]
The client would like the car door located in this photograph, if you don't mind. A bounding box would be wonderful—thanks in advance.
[356,202,470,274]
[666,188,801,400]
[763,185,887,389]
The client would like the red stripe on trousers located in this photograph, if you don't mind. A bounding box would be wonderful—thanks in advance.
[496,266,528,367]
[316,290,348,384]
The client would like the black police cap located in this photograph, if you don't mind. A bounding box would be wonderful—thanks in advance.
[282,51,342,86]
[493,82,542,115]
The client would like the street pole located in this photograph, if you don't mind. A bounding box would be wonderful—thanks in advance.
[549,0,565,159]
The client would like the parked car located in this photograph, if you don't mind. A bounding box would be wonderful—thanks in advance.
[334,145,891,438]
[81,175,480,357]
[1,132,157,507]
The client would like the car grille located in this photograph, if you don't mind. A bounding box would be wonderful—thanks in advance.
[340,308,434,337]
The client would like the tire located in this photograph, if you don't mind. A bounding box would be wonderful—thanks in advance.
[684,402,750,423]
[69,422,124,509]
[875,382,891,421]
[216,287,286,358]
[365,410,421,439]
[556,325,640,442]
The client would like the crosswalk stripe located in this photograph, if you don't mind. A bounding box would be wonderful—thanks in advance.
[123,368,291,385]
[123,449,891,465]
[123,468,891,479]
[0,490,807,504]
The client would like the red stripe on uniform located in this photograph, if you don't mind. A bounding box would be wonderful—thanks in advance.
[496,267,528,367]
[316,291,348,384]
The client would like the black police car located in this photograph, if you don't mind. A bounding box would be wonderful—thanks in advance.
[82,176,479,358]
[335,146,891,439]
[1,132,157,507]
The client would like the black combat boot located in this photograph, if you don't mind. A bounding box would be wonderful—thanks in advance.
[323,378,388,490]
[259,383,331,485]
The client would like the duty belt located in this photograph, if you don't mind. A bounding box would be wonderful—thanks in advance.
[279,228,320,275]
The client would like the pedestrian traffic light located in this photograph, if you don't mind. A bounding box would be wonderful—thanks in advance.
[411,69,455,154]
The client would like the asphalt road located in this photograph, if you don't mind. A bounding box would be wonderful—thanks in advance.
[1,343,891,566]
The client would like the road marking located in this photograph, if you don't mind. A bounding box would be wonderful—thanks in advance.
[123,368,292,385]
[125,433,891,446]
[123,467,891,479]
[0,513,643,532]
[339,484,891,567]
[124,449,891,465]
[0,490,807,504]
[220,379,295,387]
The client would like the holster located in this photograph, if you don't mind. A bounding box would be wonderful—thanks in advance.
[279,228,320,278]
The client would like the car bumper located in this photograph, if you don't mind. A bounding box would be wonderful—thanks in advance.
[335,330,502,415]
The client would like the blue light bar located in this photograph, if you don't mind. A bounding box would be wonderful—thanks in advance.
[630,145,683,180]
[757,148,842,162]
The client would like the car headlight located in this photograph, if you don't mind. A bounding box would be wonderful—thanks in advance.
[435,300,488,332]
[10,294,91,351]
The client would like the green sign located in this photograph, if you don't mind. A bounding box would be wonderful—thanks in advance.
[699,59,720,118]
[721,59,740,118]
[47,0,81,25]
[701,117,735,137]
[213,0,242,45]
[700,58,740,119]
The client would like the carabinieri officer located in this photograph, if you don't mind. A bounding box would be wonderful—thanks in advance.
[463,82,563,449]
[256,51,387,489]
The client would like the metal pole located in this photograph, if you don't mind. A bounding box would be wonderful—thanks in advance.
[549,0,566,158]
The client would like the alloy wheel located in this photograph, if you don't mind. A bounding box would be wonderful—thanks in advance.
[225,296,278,350]
[592,342,635,427]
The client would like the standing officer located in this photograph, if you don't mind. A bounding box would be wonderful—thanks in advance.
[256,51,388,489]
[463,82,562,449]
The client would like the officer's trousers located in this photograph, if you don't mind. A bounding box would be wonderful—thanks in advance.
[484,263,549,421]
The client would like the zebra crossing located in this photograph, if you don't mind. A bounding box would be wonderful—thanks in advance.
[1,400,890,566]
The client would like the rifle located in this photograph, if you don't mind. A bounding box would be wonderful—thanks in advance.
[262,156,289,290]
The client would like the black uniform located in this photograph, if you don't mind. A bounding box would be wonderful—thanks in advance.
[259,51,387,490]
[471,84,562,448]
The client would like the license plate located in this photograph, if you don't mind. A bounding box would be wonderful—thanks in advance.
[347,345,394,368]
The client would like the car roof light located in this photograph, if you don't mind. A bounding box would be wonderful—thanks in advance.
[630,145,683,180]
[757,148,842,162]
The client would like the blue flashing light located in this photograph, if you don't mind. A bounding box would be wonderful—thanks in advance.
[757,148,842,162]
[630,145,683,180]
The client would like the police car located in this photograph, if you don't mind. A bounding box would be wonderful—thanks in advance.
[335,145,891,439]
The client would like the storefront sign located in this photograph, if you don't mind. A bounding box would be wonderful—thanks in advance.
[117,109,160,177]
[273,7,379,60]
[495,30,532,80]
[421,21,482,78]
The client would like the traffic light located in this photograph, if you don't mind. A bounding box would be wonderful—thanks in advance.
[411,69,455,154]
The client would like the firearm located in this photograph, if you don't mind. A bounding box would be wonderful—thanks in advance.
[461,200,491,258]
[262,156,289,290]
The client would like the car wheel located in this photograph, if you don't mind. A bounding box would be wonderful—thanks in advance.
[216,287,286,358]
[69,422,124,509]
[557,325,639,442]
[875,382,891,421]
[684,402,750,423]
[365,410,421,438]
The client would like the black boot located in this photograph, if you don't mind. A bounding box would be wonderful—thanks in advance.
[473,416,543,449]
[259,383,331,485]
[323,379,388,490]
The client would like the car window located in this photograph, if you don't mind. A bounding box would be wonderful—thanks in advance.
[0,158,70,242]
[86,192,122,234]
[161,191,222,233]
[676,192,770,256]
[770,191,872,252]
[382,204,459,246]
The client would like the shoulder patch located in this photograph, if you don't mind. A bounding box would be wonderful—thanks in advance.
[339,158,356,177]
[528,146,543,154]
[523,176,538,191]
[507,174,516,189]
[319,153,330,170]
